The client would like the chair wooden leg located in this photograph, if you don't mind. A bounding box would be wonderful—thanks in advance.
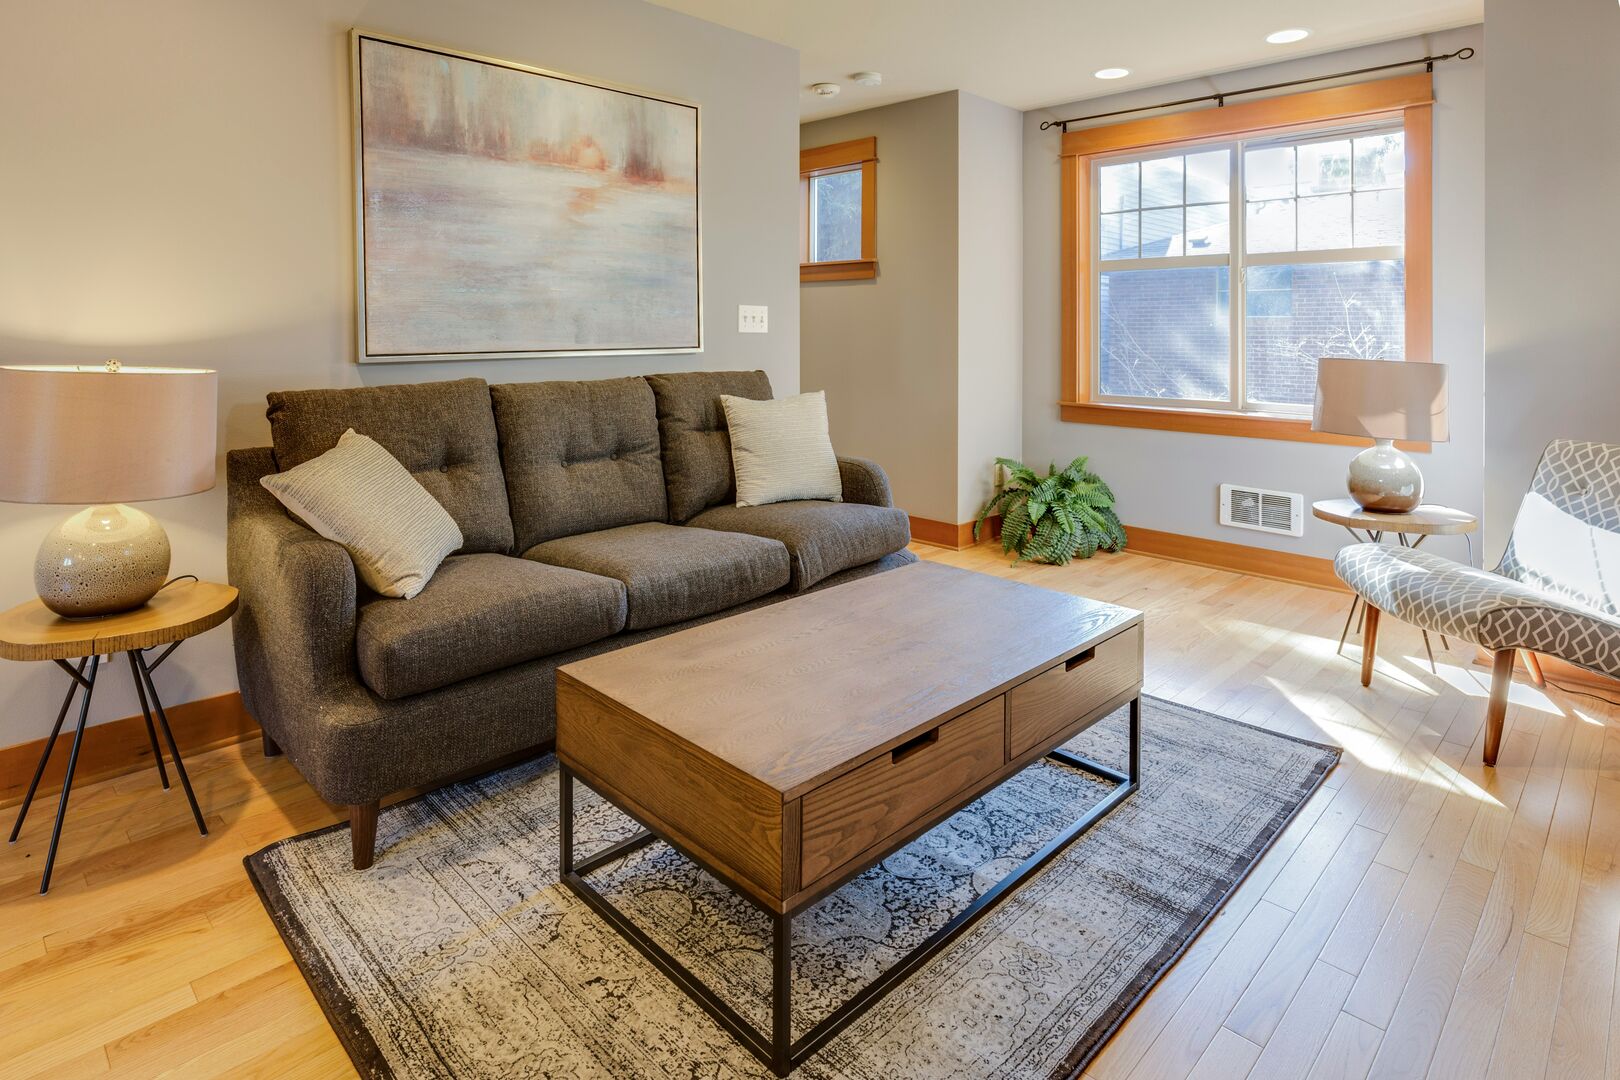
[1360,605,1381,687]
[1521,649,1546,688]
[262,730,282,757]
[350,802,379,870]
[1484,649,1516,767]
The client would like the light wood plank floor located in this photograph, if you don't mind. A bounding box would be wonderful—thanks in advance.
[4,543,1616,1078]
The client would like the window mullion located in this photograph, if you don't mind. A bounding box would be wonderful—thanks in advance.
[1230,139,1245,411]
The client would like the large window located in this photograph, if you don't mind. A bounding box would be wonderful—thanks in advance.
[1058,74,1433,443]
[800,137,877,281]
[1094,124,1406,412]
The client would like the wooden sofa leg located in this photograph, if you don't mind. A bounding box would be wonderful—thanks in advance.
[351,802,379,870]
[1360,605,1381,687]
[1484,649,1516,767]
[262,730,282,757]
[1521,649,1547,688]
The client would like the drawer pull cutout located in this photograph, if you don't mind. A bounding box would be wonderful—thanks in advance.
[891,728,940,764]
[1065,647,1097,672]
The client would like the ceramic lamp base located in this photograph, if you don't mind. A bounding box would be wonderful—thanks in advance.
[1347,439,1423,513]
[35,504,171,618]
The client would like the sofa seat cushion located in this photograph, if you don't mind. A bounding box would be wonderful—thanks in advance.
[357,553,626,700]
[524,522,789,631]
[687,501,911,591]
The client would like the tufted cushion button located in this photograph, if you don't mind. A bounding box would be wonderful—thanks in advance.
[439,464,449,473]
[610,452,619,461]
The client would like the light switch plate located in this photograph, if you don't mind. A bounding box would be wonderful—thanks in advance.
[738,305,769,333]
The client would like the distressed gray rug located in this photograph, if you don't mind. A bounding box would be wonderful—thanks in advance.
[246,697,1338,1079]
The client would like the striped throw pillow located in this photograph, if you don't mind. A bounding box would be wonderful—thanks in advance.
[720,391,843,508]
[260,429,463,598]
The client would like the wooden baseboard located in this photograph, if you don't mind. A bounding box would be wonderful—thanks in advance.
[909,515,999,550]
[1123,525,1347,592]
[0,690,255,809]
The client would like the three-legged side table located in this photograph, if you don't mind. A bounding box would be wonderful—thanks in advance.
[1312,499,1478,673]
[1,581,238,893]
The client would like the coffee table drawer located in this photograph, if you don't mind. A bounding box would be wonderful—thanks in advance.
[1007,624,1142,759]
[800,696,1006,886]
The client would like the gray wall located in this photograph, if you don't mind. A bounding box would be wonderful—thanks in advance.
[956,92,1025,524]
[1022,27,1485,562]
[801,93,961,523]
[0,0,801,745]
[801,90,1023,527]
[1483,0,1620,562]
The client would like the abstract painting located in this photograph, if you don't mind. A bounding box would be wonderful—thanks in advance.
[353,32,700,362]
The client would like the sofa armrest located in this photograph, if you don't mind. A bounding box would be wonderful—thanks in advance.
[837,456,895,508]
[227,448,358,712]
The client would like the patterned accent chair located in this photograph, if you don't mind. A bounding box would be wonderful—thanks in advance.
[1336,440,1620,766]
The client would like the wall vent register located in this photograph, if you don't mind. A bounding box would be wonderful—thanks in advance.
[1219,483,1304,536]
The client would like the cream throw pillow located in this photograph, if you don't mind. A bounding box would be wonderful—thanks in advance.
[260,429,463,599]
[720,391,843,507]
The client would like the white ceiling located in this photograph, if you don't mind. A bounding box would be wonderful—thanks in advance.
[649,0,1482,121]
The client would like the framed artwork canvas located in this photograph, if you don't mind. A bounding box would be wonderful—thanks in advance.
[351,31,701,362]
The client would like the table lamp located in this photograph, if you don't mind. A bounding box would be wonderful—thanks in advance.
[1311,357,1448,513]
[0,362,217,617]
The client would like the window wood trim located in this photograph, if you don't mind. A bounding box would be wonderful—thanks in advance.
[801,137,877,282]
[1059,74,1434,444]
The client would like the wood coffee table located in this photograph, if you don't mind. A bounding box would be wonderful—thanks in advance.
[555,561,1143,1076]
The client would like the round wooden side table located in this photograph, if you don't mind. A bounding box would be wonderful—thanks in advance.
[1313,499,1479,671]
[0,579,238,893]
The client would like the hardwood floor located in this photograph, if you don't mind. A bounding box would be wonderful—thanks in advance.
[3,542,1615,1078]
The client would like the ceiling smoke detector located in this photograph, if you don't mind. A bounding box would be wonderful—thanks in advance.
[811,82,841,97]
[851,71,883,87]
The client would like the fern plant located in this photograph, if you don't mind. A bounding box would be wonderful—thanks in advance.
[974,456,1126,565]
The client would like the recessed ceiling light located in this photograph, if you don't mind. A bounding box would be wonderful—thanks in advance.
[1094,68,1130,80]
[1266,28,1310,44]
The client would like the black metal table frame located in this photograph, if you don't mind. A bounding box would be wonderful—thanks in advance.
[1334,526,1475,673]
[559,696,1140,1077]
[7,642,208,894]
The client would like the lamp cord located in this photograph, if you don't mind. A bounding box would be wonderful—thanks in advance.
[1544,677,1620,711]
[157,574,199,593]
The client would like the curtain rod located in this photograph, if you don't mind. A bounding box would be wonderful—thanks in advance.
[1038,47,1474,132]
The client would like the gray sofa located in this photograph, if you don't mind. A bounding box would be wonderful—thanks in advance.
[227,370,915,868]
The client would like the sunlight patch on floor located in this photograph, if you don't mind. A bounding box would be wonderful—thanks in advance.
[1421,660,1564,715]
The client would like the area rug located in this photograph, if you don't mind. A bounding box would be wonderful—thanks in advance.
[246,697,1338,1079]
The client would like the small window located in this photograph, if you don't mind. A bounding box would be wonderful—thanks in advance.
[809,169,863,261]
[801,137,876,281]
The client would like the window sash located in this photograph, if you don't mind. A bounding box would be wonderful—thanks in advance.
[1089,122,1405,416]
[807,165,862,263]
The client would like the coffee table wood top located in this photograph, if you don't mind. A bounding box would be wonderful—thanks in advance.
[558,561,1140,796]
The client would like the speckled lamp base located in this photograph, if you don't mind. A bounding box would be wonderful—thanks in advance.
[35,504,171,618]
[1347,438,1424,513]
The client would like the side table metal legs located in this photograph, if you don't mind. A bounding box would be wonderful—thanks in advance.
[7,646,207,894]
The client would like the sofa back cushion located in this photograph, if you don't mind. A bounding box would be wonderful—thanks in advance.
[266,378,514,555]
[646,370,773,523]
[490,377,668,551]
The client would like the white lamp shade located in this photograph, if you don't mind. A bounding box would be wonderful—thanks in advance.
[0,364,218,504]
[1311,357,1449,443]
